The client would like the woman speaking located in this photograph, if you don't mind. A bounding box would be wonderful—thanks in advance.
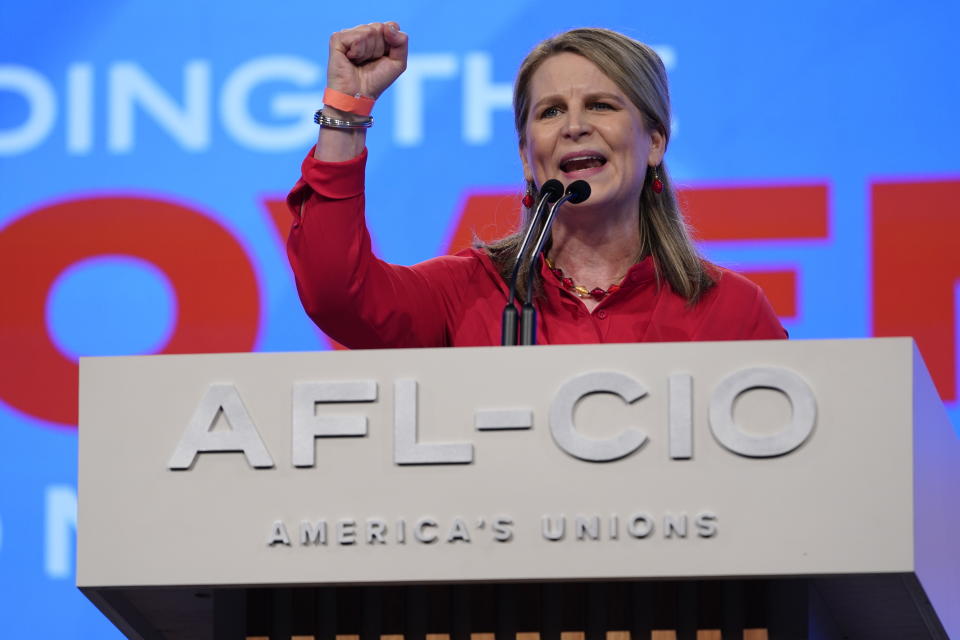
[287,22,785,347]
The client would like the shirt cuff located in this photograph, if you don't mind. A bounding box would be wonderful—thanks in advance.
[300,145,367,200]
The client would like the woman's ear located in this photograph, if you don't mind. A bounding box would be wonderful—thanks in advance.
[519,142,534,184]
[647,129,666,167]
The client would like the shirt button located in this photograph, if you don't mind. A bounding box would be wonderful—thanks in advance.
[596,310,607,320]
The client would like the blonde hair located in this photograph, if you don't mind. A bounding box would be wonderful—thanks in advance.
[483,28,714,304]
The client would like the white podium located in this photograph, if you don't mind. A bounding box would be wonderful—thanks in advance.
[77,338,959,639]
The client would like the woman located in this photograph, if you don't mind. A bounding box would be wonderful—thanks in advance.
[287,22,785,347]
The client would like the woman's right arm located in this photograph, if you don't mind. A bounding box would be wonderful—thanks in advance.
[287,23,454,349]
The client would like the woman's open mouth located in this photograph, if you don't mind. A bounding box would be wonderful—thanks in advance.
[559,152,607,177]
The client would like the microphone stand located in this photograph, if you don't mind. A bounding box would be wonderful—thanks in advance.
[500,180,563,345]
[519,180,591,346]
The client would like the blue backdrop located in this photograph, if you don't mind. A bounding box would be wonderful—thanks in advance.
[2,1,958,635]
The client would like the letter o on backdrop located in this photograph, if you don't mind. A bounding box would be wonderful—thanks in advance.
[0,196,260,426]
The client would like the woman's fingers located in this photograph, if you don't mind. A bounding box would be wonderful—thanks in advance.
[366,23,388,60]
[327,22,408,99]
[340,23,388,64]
[384,22,409,65]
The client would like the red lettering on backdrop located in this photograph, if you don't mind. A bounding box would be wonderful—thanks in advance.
[0,196,260,427]
[262,197,293,243]
[740,270,797,318]
[683,184,827,320]
[679,184,828,240]
[446,192,522,256]
[446,184,829,320]
[873,179,960,402]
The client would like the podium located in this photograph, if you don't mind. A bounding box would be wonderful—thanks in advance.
[77,338,959,639]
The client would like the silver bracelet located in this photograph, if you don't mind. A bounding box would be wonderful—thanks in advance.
[314,110,373,129]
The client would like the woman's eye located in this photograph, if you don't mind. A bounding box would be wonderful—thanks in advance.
[590,102,613,111]
[540,105,560,118]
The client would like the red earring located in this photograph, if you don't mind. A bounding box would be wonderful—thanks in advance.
[652,166,664,194]
[522,193,534,208]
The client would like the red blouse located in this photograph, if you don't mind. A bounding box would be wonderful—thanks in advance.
[287,148,787,349]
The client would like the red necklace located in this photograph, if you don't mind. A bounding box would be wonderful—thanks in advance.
[544,257,626,301]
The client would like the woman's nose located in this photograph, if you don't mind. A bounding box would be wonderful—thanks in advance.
[563,108,592,139]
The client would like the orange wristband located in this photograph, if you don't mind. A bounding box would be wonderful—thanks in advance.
[323,88,375,117]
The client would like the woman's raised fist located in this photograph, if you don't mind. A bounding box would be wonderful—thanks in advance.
[327,22,408,100]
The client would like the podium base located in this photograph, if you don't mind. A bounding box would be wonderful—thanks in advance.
[83,574,948,640]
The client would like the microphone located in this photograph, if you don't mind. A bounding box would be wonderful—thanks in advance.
[501,180,564,346]
[565,179,591,204]
[519,180,592,346]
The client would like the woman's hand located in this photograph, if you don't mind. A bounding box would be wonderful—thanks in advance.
[327,22,408,99]
[314,22,406,161]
